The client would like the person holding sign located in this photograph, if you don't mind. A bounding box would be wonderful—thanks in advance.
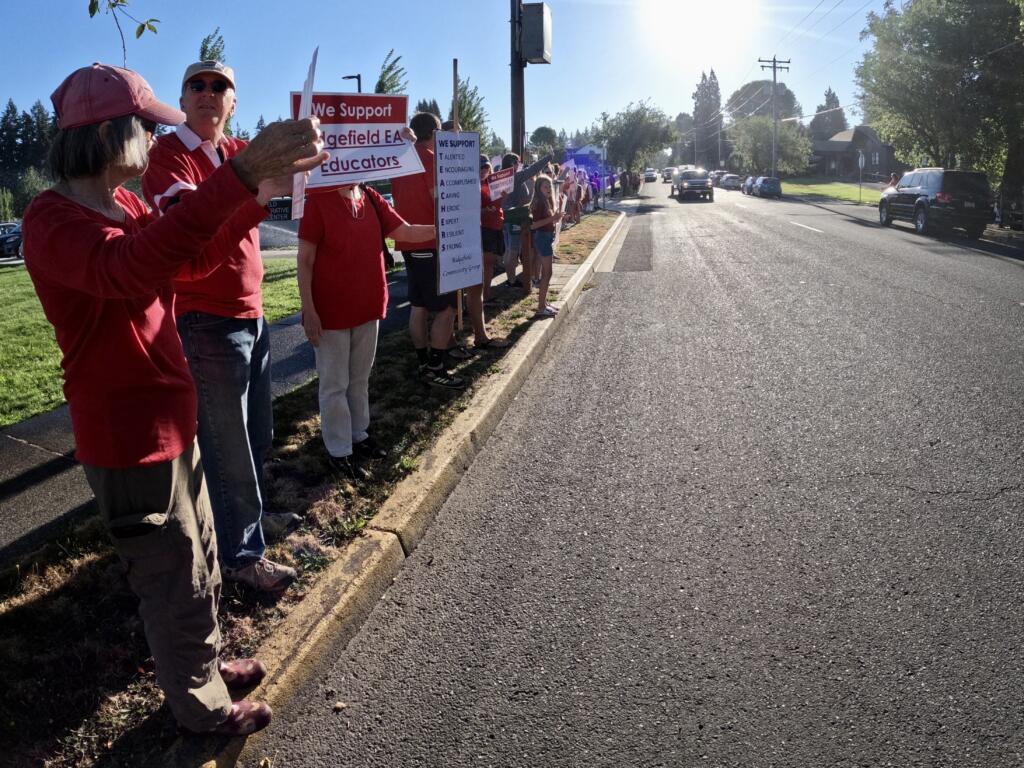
[297,184,434,479]
[390,112,465,389]
[530,174,563,319]
[142,60,300,595]
[22,62,326,737]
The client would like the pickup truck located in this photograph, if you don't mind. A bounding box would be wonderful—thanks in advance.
[671,167,713,201]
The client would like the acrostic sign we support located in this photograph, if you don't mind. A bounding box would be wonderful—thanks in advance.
[434,130,482,294]
[289,92,424,189]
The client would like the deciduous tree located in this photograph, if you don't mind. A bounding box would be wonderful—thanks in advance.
[731,116,809,176]
[595,102,675,172]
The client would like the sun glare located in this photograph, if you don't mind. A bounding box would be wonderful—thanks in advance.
[639,0,761,62]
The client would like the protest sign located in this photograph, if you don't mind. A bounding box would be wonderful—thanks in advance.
[434,130,482,294]
[485,167,515,199]
[291,47,318,219]
[289,92,424,190]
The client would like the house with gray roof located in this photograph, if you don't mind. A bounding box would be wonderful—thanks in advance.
[811,126,898,178]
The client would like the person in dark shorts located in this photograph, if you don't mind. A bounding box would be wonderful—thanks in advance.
[389,112,464,389]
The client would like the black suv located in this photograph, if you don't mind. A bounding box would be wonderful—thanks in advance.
[878,168,993,239]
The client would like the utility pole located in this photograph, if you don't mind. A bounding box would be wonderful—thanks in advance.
[759,56,789,177]
[510,0,526,155]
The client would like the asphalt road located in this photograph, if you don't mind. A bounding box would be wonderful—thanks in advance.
[249,185,1024,767]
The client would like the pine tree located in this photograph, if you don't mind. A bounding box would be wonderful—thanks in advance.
[692,71,723,169]
[447,78,488,135]
[0,100,20,172]
[415,98,442,118]
[198,27,226,61]
[374,49,408,95]
[808,87,848,141]
[255,115,266,134]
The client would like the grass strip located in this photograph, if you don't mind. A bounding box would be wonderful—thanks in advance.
[0,209,617,767]
[782,177,882,206]
[0,265,65,428]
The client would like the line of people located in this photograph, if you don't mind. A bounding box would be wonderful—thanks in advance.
[21,56,606,740]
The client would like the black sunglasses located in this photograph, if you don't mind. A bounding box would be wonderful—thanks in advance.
[186,79,229,94]
[140,118,157,134]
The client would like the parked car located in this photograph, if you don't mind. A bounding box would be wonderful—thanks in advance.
[0,224,22,257]
[878,168,993,239]
[0,222,18,236]
[741,176,755,195]
[720,174,741,190]
[672,168,714,201]
[709,170,728,187]
[753,177,782,198]
[662,167,674,182]
[644,168,658,182]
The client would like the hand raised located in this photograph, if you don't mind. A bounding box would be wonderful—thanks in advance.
[231,118,328,190]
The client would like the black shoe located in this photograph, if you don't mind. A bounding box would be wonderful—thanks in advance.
[353,435,387,459]
[327,454,372,480]
[419,364,466,390]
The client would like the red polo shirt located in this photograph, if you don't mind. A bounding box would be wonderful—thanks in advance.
[389,141,436,251]
[23,164,264,468]
[142,124,266,318]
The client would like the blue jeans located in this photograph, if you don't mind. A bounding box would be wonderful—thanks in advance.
[177,312,272,569]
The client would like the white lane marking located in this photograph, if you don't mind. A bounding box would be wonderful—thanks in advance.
[396,301,410,308]
[735,203,749,209]
[789,221,824,233]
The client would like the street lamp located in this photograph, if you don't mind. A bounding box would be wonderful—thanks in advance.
[342,74,362,93]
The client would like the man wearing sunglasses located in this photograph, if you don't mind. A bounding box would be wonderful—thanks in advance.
[142,60,299,594]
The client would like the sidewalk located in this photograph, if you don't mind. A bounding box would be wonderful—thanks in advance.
[0,252,585,569]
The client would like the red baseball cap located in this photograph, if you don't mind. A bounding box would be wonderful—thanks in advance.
[51,63,185,130]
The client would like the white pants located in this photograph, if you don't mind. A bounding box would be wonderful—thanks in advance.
[314,320,379,458]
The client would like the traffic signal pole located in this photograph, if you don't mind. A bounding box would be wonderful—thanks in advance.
[510,0,526,156]
[759,56,790,177]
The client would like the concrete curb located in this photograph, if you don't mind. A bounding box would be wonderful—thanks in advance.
[165,209,627,767]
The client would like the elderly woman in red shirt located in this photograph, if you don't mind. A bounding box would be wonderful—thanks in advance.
[22,63,324,737]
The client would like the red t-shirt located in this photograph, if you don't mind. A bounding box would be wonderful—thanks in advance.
[23,164,262,468]
[142,124,266,318]
[481,187,504,231]
[531,197,556,233]
[389,142,436,251]
[298,187,405,330]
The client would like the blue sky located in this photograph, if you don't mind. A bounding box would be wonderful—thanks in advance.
[6,0,885,144]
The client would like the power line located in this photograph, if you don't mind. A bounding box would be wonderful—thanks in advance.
[819,0,875,41]
[780,103,857,122]
[776,0,830,47]
[697,0,843,129]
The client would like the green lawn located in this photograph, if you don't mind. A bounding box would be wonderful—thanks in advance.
[261,259,300,323]
[783,177,881,206]
[0,258,302,428]
[0,266,65,428]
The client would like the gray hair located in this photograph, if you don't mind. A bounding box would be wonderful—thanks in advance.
[48,114,151,181]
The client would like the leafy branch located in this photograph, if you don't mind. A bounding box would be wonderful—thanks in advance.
[87,0,159,67]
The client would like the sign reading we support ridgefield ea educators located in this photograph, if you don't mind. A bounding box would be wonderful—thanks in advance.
[434,130,483,294]
[289,92,423,189]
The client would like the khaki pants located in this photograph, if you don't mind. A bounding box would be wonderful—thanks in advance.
[83,442,232,732]
[314,320,378,458]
